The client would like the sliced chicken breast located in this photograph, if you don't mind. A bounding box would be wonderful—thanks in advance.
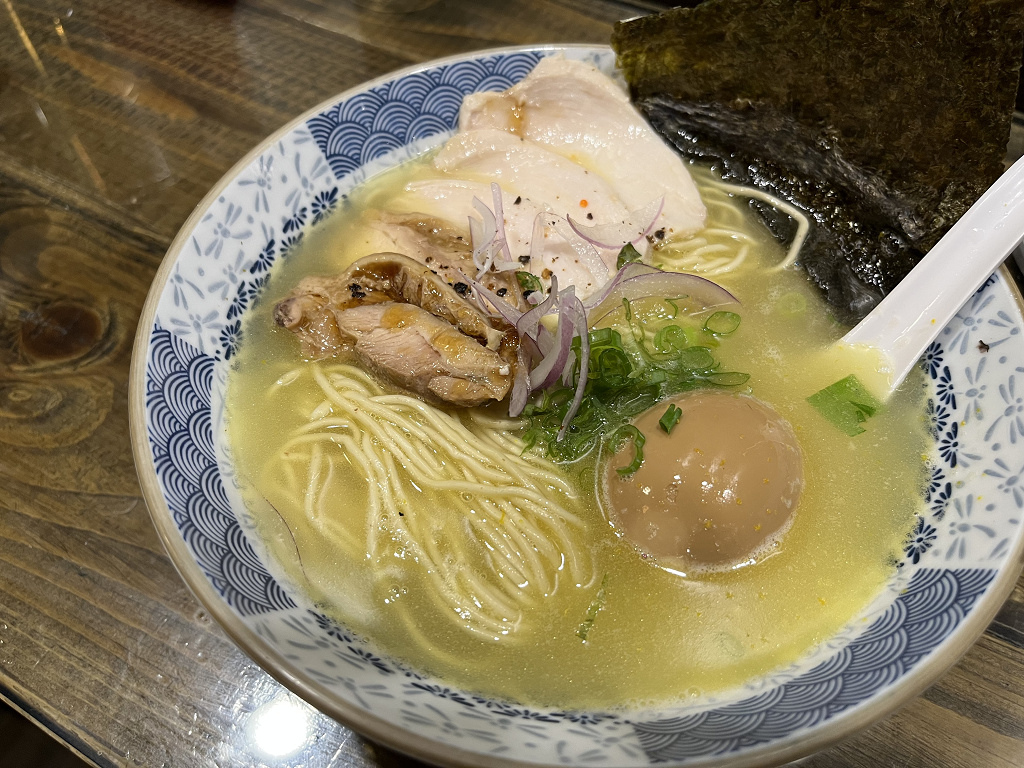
[460,56,706,240]
[391,178,613,297]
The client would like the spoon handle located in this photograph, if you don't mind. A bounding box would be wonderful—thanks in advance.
[840,154,1024,398]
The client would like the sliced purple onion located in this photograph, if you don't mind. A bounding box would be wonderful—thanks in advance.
[470,184,521,275]
[566,197,665,250]
[508,343,531,417]
[581,262,662,311]
[534,322,554,357]
[491,257,520,272]
[529,286,576,391]
[560,347,575,387]
[558,291,590,441]
[464,273,524,325]
[527,211,547,266]
[461,271,551,360]
[470,196,497,277]
[586,270,739,326]
[516,274,558,342]
[468,213,485,270]
[551,216,611,285]
[459,197,735,435]
[490,182,514,265]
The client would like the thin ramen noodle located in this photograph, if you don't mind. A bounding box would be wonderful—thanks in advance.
[227,155,928,709]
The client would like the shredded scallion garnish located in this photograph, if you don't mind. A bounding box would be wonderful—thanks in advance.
[611,425,646,476]
[522,299,748,471]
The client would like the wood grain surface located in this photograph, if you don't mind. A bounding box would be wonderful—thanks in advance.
[1,1,1023,766]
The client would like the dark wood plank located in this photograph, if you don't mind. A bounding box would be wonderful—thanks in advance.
[1,0,1024,766]
[0,174,381,767]
[0,0,643,244]
[0,0,411,241]
[0,2,649,764]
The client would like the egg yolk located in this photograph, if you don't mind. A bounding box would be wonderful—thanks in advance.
[602,391,804,570]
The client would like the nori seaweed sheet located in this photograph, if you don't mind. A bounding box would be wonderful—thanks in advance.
[612,0,1024,324]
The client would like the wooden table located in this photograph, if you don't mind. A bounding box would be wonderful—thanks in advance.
[2,1,1024,766]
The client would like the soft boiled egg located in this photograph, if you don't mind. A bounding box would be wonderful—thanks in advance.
[602,390,804,571]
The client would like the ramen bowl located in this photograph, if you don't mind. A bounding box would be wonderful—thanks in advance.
[129,45,1024,767]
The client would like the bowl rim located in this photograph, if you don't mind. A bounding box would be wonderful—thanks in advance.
[128,43,1024,768]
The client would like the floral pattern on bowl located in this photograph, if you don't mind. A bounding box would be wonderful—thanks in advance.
[132,45,1024,767]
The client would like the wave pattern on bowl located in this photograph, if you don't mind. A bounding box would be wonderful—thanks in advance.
[633,568,994,760]
[138,46,1024,766]
[307,52,544,179]
[146,326,296,615]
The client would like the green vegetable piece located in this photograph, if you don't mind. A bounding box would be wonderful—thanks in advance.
[675,346,715,371]
[516,271,543,294]
[576,573,609,642]
[659,403,682,433]
[521,295,749,468]
[596,348,633,387]
[704,311,741,335]
[611,425,646,476]
[704,371,751,387]
[616,242,643,270]
[654,324,688,353]
[807,374,882,436]
[588,327,622,348]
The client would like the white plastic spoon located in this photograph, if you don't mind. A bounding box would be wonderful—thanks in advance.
[839,154,1024,400]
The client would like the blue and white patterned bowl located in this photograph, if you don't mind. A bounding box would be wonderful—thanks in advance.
[129,45,1024,767]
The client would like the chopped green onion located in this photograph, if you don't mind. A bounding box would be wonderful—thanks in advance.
[704,371,751,386]
[576,573,609,641]
[516,271,543,293]
[587,327,622,348]
[806,374,882,436]
[616,242,643,269]
[675,346,716,371]
[611,425,646,476]
[665,298,680,318]
[522,300,747,471]
[704,310,742,335]
[659,403,682,433]
[653,324,688,353]
[595,348,633,387]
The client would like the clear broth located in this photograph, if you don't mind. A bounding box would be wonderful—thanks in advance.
[227,160,927,709]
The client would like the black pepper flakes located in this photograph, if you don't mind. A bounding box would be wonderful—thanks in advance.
[496,287,508,297]
[452,282,469,296]
[518,254,531,264]
[514,196,522,205]
[586,212,594,220]
[978,340,990,353]
[654,228,666,240]
[348,283,366,299]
